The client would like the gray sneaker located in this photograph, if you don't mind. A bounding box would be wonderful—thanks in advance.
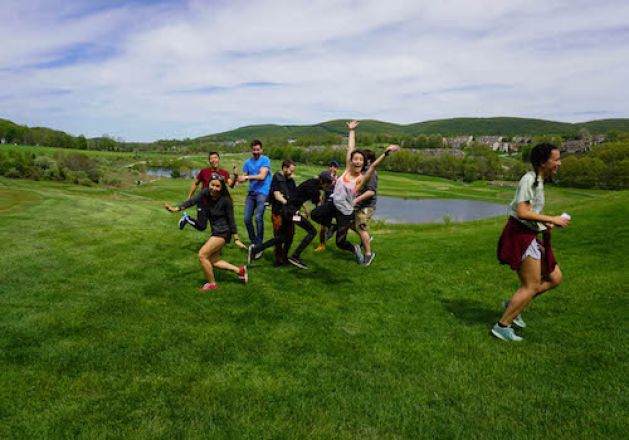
[247,245,255,265]
[503,300,527,328]
[362,252,376,267]
[491,323,523,342]
[353,244,364,264]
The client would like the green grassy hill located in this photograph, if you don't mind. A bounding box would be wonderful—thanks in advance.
[205,117,629,141]
[0,170,626,438]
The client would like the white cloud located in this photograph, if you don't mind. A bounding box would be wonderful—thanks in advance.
[1,0,627,140]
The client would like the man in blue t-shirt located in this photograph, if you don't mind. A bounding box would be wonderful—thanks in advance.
[238,139,272,246]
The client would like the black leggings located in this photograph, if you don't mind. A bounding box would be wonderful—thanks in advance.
[312,201,354,253]
[254,211,317,259]
[186,204,208,231]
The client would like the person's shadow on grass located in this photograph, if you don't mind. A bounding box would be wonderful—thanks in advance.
[440,298,497,326]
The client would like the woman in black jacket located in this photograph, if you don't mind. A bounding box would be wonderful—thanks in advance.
[165,173,248,291]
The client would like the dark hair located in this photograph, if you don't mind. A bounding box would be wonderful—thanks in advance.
[318,170,333,184]
[362,149,376,166]
[282,159,295,169]
[250,139,263,149]
[530,143,558,188]
[209,172,232,200]
[350,150,365,161]
[208,151,220,158]
[329,160,339,168]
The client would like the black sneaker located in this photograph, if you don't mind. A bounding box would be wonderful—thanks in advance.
[288,256,308,270]
[363,252,376,266]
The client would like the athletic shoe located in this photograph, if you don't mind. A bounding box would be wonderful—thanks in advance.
[325,226,336,242]
[491,323,523,342]
[254,251,263,260]
[362,252,376,267]
[313,244,326,253]
[503,300,527,328]
[238,266,248,284]
[178,211,190,230]
[288,256,308,270]
[247,245,255,265]
[199,282,218,291]
[353,244,364,264]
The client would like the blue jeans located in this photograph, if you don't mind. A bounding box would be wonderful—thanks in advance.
[244,192,268,246]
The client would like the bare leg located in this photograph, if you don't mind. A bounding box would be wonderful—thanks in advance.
[535,251,562,297]
[210,252,240,274]
[499,257,541,326]
[357,228,371,255]
[198,236,226,283]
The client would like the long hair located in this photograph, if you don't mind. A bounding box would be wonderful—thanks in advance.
[530,143,558,188]
[209,172,232,201]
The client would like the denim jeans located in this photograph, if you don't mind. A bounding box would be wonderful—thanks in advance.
[244,191,268,246]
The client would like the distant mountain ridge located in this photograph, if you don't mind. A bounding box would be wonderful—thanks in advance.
[204,117,629,141]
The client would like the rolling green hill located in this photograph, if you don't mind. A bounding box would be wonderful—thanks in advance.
[205,117,629,141]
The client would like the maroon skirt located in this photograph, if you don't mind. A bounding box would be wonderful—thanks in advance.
[497,216,557,273]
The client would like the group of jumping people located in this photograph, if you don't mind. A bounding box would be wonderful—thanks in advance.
[164,121,398,288]
[164,121,571,342]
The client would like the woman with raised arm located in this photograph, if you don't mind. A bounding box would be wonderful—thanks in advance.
[312,120,399,263]
[164,173,248,291]
[492,143,570,341]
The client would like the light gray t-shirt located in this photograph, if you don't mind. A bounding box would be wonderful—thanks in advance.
[509,171,546,232]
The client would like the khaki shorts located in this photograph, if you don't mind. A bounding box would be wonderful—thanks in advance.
[355,207,375,232]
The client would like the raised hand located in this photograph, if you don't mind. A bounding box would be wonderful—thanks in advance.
[385,144,400,155]
[346,120,360,130]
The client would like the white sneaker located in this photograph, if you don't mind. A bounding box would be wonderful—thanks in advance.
[491,324,523,342]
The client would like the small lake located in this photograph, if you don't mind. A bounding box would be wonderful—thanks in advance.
[373,196,507,224]
[146,168,198,178]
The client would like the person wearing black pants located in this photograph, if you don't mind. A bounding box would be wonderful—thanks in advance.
[248,171,334,270]
[312,120,399,264]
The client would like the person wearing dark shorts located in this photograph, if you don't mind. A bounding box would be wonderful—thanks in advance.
[164,173,248,291]
[248,171,334,270]
[269,160,297,266]
[179,151,235,232]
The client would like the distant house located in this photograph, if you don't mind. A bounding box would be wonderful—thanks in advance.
[493,142,512,153]
[443,135,473,149]
[593,134,606,144]
[475,136,503,145]
[561,139,592,153]
[512,136,532,145]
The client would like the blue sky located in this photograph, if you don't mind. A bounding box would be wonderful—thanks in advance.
[1,0,628,141]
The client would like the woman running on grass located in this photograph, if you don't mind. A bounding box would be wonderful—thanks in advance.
[164,173,248,291]
[492,143,570,341]
[312,120,399,263]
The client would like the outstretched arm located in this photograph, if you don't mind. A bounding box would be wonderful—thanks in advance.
[164,188,210,212]
[345,120,360,170]
[355,144,399,193]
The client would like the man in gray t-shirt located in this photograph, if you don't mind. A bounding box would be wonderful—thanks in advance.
[353,150,378,265]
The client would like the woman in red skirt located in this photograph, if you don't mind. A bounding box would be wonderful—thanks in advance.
[492,143,571,341]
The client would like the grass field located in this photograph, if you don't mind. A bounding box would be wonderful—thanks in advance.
[0,169,627,438]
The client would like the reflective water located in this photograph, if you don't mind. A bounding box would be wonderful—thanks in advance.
[372,196,506,224]
[146,168,198,178]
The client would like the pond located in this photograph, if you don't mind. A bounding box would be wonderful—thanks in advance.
[146,168,198,178]
[372,196,507,224]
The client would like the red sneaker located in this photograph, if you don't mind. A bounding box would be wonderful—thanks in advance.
[238,266,248,284]
[199,282,218,291]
